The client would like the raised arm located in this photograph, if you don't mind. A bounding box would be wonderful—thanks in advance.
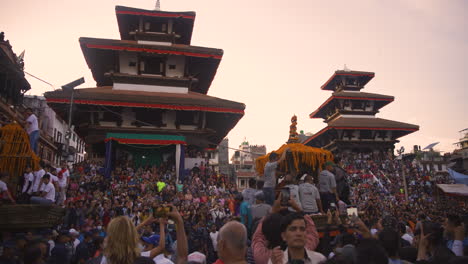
[149,220,166,258]
[304,214,319,251]
[136,215,155,231]
[252,217,271,264]
[278,148,290,163]
[167,205,188,264]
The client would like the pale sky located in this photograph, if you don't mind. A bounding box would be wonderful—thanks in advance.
[1,0,467,154]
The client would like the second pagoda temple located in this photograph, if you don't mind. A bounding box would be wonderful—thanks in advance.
[304,69,419,154]
[44,5,245,179]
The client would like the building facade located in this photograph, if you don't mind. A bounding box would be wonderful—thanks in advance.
[452,129,468,174]
[231,140,266,189]
[23,95,86,166]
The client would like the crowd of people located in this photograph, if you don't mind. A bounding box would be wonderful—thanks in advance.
[1,149,468,264]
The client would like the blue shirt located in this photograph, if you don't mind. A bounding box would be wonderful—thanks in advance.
[240,201,252,229]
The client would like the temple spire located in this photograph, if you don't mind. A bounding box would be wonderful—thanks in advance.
[155,0,161,10]
[287,115,299,143]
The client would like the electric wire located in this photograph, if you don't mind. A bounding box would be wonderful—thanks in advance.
[24,71,55,88]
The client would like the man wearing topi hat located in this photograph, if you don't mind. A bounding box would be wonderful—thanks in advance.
[318,161,340,212]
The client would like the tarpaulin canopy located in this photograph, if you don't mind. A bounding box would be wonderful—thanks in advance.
[437,184,468,197]
[448,168,468,185]
[105,133,186,145]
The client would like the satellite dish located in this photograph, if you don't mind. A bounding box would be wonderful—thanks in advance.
[423,142,439,150]
[17,50,25,61]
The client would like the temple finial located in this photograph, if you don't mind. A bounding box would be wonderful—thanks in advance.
[155,0,161,10]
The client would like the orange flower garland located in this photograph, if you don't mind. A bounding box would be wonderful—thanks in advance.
[0,123,39,195]
[255,143,334,175]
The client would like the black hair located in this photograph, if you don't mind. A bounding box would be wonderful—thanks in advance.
[269,152,278,161]
[262,213,284,249]
[248,178,256,188]
[398,222,406,234]
[399,247,417,263]
[43,174,50,180]
[415,221,444,248]
[256,180,264,189]
[355,238,388,264]
[418,213,426,221]
[280,212,305,233]
[378,228,400,257]
[325,255,353,264]
[449,257,468,264]
[447,214,462,227]
[23,245,42,264]
[341,233,356,246]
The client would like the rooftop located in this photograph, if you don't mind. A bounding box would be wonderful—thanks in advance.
[321,70,375,91]
[44,86,245,114]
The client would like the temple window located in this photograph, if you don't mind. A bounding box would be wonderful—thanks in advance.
[140,56,164,75]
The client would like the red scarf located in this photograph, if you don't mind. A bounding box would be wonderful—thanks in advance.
[58,168,67,179]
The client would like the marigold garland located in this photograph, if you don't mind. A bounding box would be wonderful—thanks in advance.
[0,123,39,195]
[256,115,334,175]
[255,143,334,175]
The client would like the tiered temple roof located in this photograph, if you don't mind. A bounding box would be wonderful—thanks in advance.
[45,5,244,149]
[304,70,418,153]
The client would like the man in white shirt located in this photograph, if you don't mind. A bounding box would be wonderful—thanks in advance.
[318,161,340,212]
[209,225,219,253]
[32,163,46,194]
[0,172,15,204]
[22,166,34,195]
[283,174,302,212]
[31,174,55,205]
[242,179,257,205]
[56,163,69,205]
[47,167,59,187]
[299,175,323,214]
[251,192,272,222]
[69,228,81,252]
[24,108,39,154]
[263,149,289,205]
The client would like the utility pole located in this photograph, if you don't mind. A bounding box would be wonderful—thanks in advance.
[61,77,85,162]
[401,164,409,201]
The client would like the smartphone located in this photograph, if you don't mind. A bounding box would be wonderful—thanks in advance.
[347,207,358,216]
[280,188,290,206]
[153,206,173,218]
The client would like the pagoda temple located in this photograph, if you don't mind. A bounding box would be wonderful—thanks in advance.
[303,70,419,154]
[44,5,245,178]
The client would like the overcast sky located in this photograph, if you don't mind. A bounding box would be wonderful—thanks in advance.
[1,0,467,154]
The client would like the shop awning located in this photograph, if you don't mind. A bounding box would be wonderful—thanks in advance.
[105,133,186,145]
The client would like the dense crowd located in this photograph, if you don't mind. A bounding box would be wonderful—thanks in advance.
[1,149,468,264]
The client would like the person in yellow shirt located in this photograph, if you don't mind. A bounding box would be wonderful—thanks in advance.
[157,180,166,192]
